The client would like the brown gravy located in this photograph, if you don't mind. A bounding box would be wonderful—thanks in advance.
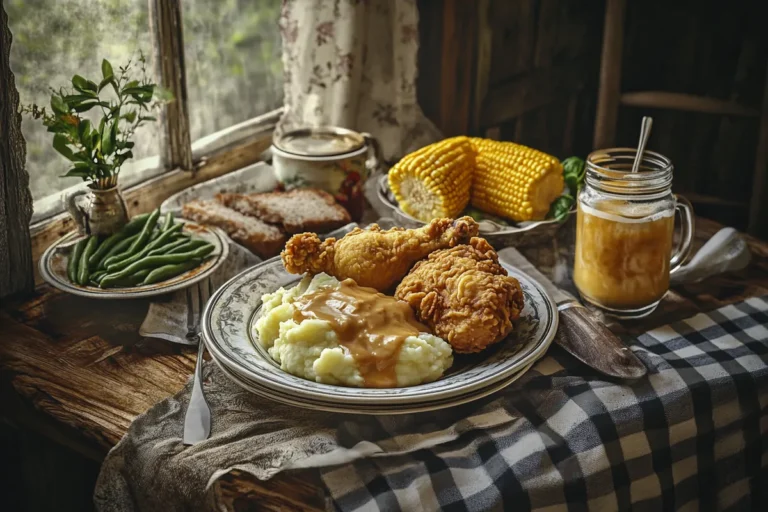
[292,279,428,387]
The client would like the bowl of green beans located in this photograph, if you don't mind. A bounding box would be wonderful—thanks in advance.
[39,208,230,299]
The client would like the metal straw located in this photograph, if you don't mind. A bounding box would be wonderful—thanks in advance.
[631,116,653,173]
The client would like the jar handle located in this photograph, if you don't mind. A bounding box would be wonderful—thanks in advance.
[64,189,89,235]
[670,194,695,272]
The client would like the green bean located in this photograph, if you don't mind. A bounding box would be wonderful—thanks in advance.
[123,269,152,286]
[98,233,139,269]
[99,268,151,289]
[67,238,88,283]
[88,231,127,269]
[106,223,184,273]
[146,238,190,257]
[89,270,107,286]
[151,222,183,246]
[102,214,163,269]
[143,259,202,285]
[77,236,99,285]
[166,239,210,254]
[127,208,161,254]
[102,252,124,270]
[100,245,215,287]
[161,212,174,231]
[121,213,153,236]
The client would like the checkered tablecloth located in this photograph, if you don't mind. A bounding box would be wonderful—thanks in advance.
[320,296,768,511]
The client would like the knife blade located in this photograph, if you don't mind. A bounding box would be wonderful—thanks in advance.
[499,248,647,380]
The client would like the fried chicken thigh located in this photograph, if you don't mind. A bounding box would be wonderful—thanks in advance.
[281,217,479,292]
[395,238,524,353]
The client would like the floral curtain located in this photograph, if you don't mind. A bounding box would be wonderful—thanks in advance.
[278,0,441,163]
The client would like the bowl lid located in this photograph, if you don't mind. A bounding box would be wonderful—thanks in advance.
[274,126,366,157]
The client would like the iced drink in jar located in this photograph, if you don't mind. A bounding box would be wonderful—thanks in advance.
[574,149,693,319]
[574,201,675,310]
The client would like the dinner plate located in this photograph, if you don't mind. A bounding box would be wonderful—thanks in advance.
[214,330,545,409]
[39,220,229,299]
[212,352,536,415]
[201,257,557,405]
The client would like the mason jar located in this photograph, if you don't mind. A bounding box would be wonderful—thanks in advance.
[573,148,694,319]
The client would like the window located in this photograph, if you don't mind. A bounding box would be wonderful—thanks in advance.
[7,0,282,223]
[7,0,157,203]
[183,0,283,141]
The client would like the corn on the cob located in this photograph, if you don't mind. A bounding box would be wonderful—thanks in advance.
[469,138,563,222]
[388,136,474,222]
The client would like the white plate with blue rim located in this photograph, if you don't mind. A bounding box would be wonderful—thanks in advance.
[39,220,229,299]
[212,354,535,414]
[201,256,558,408]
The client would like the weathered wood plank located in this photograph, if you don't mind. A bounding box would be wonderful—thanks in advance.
[437,0,479,135]
[620,91,760,117]
[487,0,535,86]
[593,0,626,149]
[0,4,33,298]
[0,312,192,447]
[677,192,750,210]
[213,470,326,512]
[480,59,590,130]
[562,95,579,156]
[148,0,192,170]
[471,0,492,134]
[415,0,481,136]
[532,0,561,68]
[415,0,444,129]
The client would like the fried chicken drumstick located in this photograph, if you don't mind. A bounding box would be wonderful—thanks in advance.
[395,237,524,353]
[281,217,479,292]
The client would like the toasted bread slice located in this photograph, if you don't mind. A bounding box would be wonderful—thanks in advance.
[182,199,286,258]
[217,189,351,234]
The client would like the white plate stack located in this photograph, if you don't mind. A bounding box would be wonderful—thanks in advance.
[201,258,558,415]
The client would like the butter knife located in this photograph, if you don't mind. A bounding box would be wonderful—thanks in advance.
[500,248,647,380]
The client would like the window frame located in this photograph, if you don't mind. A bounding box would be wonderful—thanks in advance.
[24,0,283,282]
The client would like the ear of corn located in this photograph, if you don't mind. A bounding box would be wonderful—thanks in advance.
[468,138,564,222]
[388,136,564,223]
[388,136,474,222]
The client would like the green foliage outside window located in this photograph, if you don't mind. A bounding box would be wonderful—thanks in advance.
[7,0,283,201]
[20,55,163,188]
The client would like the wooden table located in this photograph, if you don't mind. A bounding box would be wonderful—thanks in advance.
[2,216,767,511]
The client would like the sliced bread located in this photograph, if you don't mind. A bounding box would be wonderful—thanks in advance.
[182,199,286,258]
[217,188,350,234]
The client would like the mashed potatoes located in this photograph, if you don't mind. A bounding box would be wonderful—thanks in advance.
[254,273,453,387]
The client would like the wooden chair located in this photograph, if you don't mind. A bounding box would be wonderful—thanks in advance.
[593,0,768,237]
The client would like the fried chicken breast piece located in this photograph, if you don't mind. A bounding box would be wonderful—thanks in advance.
[281,217,479,292]
[395,237,524,353]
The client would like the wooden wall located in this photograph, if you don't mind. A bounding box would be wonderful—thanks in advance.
[418,0,768,237]
[418,0,605,159]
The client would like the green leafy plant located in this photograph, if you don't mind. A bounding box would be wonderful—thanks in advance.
[21,53,167,189]
[548,156,586,223]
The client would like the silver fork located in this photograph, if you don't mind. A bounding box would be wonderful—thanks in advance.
[183,278,213,445]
